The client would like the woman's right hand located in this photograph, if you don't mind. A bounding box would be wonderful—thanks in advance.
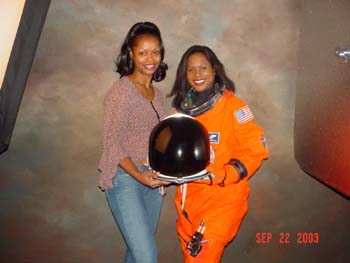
[136,170,170,188]
[118,157,170,188]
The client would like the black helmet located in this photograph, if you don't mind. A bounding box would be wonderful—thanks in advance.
[148,114,211,183]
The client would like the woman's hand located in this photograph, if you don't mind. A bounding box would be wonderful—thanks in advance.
[118,157,170,188]
[136,170,171,188]
[198,164,240,186]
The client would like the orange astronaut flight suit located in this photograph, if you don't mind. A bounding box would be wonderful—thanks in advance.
[175,90,269,263]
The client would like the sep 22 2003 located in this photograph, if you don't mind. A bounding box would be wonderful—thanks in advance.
[256,232,320,245]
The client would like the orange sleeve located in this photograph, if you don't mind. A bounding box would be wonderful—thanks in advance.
[196,97,268,185]
[230,111,269,181]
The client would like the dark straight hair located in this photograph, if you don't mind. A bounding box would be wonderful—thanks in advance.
[115,21,168,82]
[168,45,235,106]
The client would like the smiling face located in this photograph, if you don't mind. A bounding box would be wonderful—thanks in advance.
[130,34,161,77]
[186,52,215,92]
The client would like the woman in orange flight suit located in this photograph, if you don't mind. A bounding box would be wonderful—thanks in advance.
[168,45,269,263]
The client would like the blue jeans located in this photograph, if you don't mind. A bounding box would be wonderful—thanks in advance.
[105,166,163,263]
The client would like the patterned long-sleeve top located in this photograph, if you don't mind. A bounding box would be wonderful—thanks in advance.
[98,76,167,190]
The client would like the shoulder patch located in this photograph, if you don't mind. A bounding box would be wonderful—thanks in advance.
[234,105,254,124]
[209,132,220,144]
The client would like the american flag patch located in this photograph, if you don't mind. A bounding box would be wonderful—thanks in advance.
[234,105,254,124]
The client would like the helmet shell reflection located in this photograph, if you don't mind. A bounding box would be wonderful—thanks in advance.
[149,114,210,178]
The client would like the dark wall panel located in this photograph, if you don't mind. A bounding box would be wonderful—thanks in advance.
[0,0,51,154]
[294,0,350,197]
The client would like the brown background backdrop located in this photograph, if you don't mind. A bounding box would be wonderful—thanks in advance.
[1,0,349,262]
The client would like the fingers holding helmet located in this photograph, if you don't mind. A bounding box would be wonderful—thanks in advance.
[139,170,170,188]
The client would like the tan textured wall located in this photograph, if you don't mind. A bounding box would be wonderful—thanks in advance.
[1,1,349,262]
